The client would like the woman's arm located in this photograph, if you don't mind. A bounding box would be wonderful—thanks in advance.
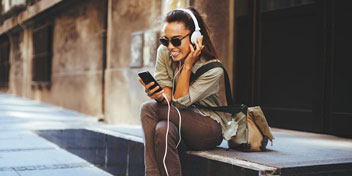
[137,45,173,103]
[173,67,223,108]
[174,36,204,99]
[161,87,172,104]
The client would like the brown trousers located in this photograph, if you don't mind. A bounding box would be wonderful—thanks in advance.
[140,101,223,176]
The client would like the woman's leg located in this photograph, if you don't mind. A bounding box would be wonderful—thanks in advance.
[154,121,181,176]
[156,105,223,151]
[140,101,222,176]
[140,101,162,176]
[155,105,222,175]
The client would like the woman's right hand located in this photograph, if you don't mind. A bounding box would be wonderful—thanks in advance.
[184,35,204,69]
[138,77,165,102]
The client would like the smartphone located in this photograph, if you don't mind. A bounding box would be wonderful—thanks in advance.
[138,71,163,95]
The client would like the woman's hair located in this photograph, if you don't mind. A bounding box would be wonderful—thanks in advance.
[165,7,219,61]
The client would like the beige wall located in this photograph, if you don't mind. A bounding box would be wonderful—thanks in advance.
[7,0,105,117]
[193,0,234,75]
[8,27,33,97]
[47,0,105,116]
[8,30,24,96]
[3,0,234,125]
[104,0,162,124]
[191,0,234,103]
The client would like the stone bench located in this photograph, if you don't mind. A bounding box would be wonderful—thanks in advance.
[37,126,352,176]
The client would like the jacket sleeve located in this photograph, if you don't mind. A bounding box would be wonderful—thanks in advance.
[154,45,173,88]
[172,67,223,108]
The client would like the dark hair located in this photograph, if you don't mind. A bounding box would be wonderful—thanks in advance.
[165,7,219,61]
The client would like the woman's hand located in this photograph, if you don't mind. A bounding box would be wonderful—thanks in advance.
[173,36,204,99]
[184,35,204,70]
[138,77,165,102]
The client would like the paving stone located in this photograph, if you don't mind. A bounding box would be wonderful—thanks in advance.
[0,149,87,168]
[0,170,19,176]
[18,166,112,176]
[0,93,113,176]
[0,131,57,150]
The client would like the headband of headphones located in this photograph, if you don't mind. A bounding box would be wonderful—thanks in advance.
[177,8,202,44]
[177,8,201,31]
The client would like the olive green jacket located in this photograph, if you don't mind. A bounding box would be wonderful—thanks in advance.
[154,45,238,140]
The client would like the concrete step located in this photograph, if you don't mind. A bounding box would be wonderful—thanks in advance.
[37,126,352,176]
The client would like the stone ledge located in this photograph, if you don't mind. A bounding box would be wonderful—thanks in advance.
[37,128,275,176]
[187,150,278,175]
[36,126,352,176]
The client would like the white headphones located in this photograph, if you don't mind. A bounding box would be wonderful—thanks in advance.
[177,8,202,44]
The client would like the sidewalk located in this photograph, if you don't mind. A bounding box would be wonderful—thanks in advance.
[0,93,112,176]
[1,92,352,175]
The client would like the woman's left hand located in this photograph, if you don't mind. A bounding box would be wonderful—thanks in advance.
[184,35,204,69]
[138,77,165,101]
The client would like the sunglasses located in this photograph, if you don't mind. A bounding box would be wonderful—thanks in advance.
[159,33,190,47]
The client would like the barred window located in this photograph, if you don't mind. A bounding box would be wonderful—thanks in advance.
[0,35,10,87]
[32,24,52,86]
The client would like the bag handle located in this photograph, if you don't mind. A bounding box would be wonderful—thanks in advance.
[190,62,247,114]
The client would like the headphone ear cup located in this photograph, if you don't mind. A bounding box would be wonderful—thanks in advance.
[191,30,201,44]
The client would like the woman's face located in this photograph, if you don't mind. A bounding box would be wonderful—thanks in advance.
[162,21,191,62]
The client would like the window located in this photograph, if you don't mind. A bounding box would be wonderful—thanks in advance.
[0,35,10,87]
[32,24,53,86]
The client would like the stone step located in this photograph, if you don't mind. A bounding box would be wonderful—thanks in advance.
[37,127,352,176]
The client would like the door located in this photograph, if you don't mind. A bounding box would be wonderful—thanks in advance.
[234,0,352,137]
[327,1,352,137]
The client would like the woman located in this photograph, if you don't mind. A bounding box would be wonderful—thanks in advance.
[138,7,228,176]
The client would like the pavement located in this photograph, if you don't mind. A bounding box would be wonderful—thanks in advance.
[0,92,112,176]
[1,92,352,175]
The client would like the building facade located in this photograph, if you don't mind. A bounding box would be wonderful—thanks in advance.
[0,0,234,125]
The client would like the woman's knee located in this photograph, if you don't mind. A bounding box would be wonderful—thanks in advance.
[140,101,158,119]
[154,121,178,146]
[140,101,157,112]
[154,121,168,139]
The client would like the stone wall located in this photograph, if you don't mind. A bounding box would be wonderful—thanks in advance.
[7,27,33,98]
[6,0,105,116]
[191,0,234,104]
[8,31,25,96]
[47,0,105,116]
[2,0,234,125]
[104,0,162,124]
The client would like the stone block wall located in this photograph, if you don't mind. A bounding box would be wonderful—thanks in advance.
[104,0,162,124]
[2,0,234,125]
[48,0,105,115]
